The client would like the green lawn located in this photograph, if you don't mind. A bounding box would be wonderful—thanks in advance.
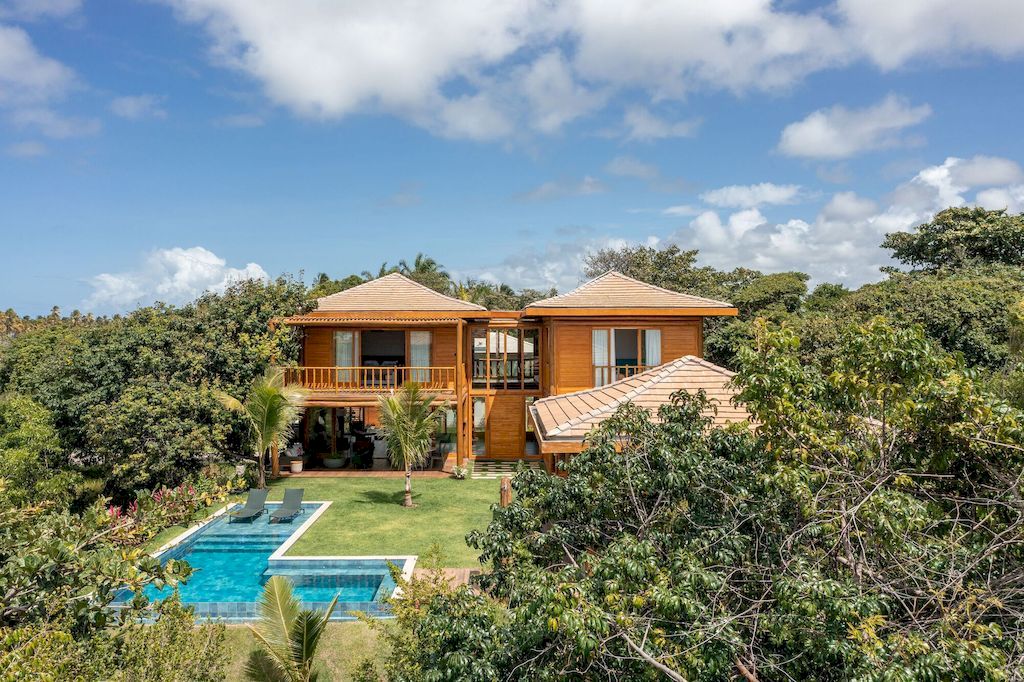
[223,621,385,682]
[148,476,499,567]
[269,476,498,567]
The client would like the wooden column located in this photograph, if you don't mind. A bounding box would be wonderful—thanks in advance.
[499,476,512,507]
[455,320,465,468]
[270,438,280,479]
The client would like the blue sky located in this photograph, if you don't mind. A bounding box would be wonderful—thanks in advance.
[3,0,1024,315]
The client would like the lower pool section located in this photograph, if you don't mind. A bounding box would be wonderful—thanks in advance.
[116,502,413,621]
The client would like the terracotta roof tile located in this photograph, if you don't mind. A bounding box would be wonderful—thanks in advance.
[530,356,749,443]
[525,271,733,310]
[314,273,486,312]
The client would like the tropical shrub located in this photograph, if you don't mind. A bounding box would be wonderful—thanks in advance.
[374,318,1024,680]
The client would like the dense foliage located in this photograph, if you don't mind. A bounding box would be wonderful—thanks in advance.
[373,319,1024,681]
[882,206,1024,269]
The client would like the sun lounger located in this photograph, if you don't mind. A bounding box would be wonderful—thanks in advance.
[228,488,269,522]
[270,488,304,522]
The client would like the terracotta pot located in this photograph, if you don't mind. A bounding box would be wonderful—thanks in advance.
[289,459,304,473]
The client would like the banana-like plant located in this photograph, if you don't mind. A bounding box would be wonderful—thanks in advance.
[244,576,338,682]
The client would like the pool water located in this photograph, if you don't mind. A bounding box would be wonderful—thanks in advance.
[120,502,403,621]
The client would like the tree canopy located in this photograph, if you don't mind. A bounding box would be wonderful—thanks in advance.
[883,206,1024,269]
[375,319,1024,681]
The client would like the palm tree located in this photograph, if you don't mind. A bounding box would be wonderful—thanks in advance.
[360,261,397,281]
[377,382,444,508]
[399,253,453,295]
[218,368,304,488]
[245,576,338,682]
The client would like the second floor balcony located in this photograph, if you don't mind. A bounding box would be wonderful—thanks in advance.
[283,365,457,393]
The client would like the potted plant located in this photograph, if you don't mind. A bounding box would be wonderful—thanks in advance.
[287,443,305,473]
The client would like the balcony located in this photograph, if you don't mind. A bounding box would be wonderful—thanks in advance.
[593,364,655,387]
[283,366,457,394]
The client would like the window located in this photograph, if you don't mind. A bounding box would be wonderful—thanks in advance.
[471,326,542,389]
[334,331,356,383]
[409,330,431,383]
[592,328,662,386]
[472,329,488,388]
[472,397,487,454]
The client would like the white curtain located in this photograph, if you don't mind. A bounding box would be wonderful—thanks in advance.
[643,329,661,367]
[409,331,431,383]
[334,331,355,383]
[592,329,609,386]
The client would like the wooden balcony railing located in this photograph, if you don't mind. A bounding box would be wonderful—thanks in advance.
[593,364,655,387]
[283,366,456,392]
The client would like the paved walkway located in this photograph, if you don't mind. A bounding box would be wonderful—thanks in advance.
[412,567,479,586]
[471,459,543,480]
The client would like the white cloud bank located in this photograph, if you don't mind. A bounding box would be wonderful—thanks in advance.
[161,0,1024,140]
[85,246,268,312]
[779,95,932,159]
[470,155,1024,294]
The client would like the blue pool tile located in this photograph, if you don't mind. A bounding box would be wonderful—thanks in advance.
[116,502,403,621]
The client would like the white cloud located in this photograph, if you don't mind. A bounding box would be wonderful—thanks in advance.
[0,0,81,21]
[84,246,268,311]
[976,186,1024,213]
[110,94,168,120]
[661,204,701,217]
[517,175,606,202]
[779,95,931,159]
[160,1,1024,142]
[0,24,74,106]
[9,106,98,137]
[0,23,96,139]
[4,139,45,157]
[622,106,700,141]
[700,182,802,208]
[838,0,1024,70]
[605,155,658,180]
[949,155,1024,187]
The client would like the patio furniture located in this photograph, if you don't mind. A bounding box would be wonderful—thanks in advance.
[270,488,304,522]
[228,488,269,522]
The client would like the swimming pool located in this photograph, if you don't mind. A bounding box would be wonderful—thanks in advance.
[117,501,415,621]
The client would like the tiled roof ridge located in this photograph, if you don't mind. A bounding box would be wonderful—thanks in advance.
[526,270,733,308]
[315,272,486,311]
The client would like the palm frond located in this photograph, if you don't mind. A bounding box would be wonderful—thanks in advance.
[255,576,300,654]
[243,647,291,682]
[216,392,245,413]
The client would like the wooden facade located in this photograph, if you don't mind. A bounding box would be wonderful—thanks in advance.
[278,272,737,471]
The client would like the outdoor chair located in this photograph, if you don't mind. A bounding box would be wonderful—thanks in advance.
[228,488,269,522]
[270,488,304,522]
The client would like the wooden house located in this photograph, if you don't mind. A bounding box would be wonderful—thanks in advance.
[278,270,738,473]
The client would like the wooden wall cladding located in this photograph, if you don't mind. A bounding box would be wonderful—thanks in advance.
[553,324,593,393]
[485,394,525,458]
[305,327,334,366]
[662,320,701,360]
[432,326,457,367]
